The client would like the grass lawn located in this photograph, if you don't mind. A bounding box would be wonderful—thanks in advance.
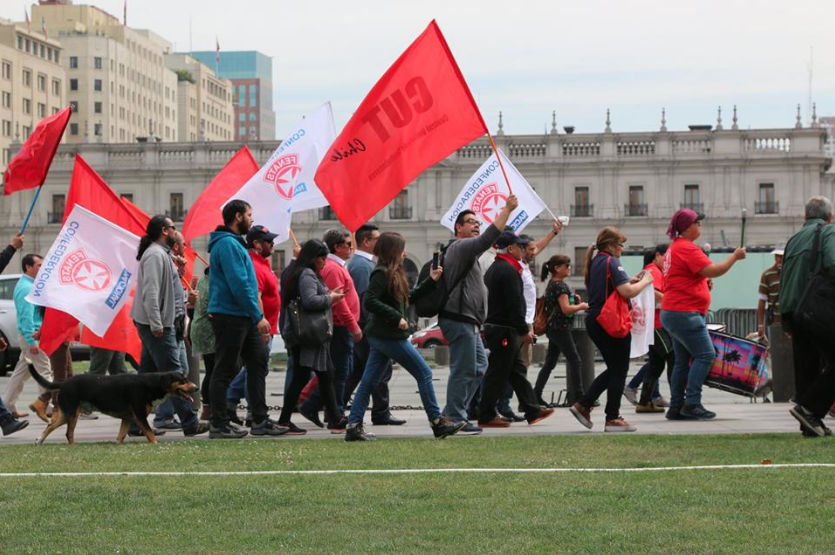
[0,434,833,554]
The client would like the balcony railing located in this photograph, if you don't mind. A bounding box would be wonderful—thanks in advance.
[680,202,704,212]
[625,203,648,217]
[570,204,593,217]
[755,201,779,215]
[47,212,64,224]
[389,206,412,220]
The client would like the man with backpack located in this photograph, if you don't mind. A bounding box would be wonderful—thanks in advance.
[436,195,519,434]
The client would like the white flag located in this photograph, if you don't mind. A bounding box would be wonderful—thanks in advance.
[441,149,548,233]
[230,102,336,243]
[629,284,656,358]
[27,205,140,337]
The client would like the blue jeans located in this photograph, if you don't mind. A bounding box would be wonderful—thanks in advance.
[227,336,273,409]
[154,338,191,426]
[439,318,488,422]
[661,311,714,408]
[0,395,12,422]
[133,323,198,430]
[301,326,353,415]
[627,362,661,399]
[348,336,441,425]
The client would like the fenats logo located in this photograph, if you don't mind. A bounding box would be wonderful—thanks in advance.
[471,183,508,224]
[631,304,646,334]
[59,250,113,292]
[264,154,302,200]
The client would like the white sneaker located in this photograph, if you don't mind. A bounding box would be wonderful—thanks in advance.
[652,396,670,408]
[79,412,99,420]
[623,387,638,406]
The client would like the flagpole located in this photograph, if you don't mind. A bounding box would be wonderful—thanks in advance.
[288,227,299,247]
[20,186,43,234]
[487,133,513,196]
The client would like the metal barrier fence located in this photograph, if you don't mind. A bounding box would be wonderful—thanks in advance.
[708,308,758,338]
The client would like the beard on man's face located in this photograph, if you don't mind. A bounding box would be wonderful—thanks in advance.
[166,234,177,248]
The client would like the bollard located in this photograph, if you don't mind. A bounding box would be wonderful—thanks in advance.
[769,322,795,402]
[571,327,597,395]
[434,345,450,366]
[531,342,547,364]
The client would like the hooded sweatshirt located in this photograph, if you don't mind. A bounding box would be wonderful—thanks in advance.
[207,226,262,323]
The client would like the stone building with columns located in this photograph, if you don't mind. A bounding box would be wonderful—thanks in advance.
[1,110,832,294]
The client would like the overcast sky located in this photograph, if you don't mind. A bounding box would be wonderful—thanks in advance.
[5,1,834,139]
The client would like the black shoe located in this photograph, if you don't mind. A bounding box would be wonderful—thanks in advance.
[250,418,289,436]
[665,406,696,421]
[182,422,210,436]
[456,421,483,435]
[790,404,825,437]
[327,416,349,433]
[801,423,833,437]
[500,411,526,423]
[1,417,29,436]
[128,428,167,437]
[371,415,407,426]
[681,404,716,420]
[277,421,307,435]
[208,424,248,439]
[153,420,182,430]
[345,424,375,442]
[299,406,324,428]
[226,402,244,426]
[432,416,467,439]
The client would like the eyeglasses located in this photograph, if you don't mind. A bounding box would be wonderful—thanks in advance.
[342,241,353,247]
[463,219,481,226]
[164,224,176,231]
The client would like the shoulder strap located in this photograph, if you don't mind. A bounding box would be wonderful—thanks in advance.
[603,254,612,298]
[809,223,824,276]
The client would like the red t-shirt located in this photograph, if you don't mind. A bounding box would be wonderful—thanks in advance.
[661,237,712,314]
[645,263,664,329]
[249,251,280,334]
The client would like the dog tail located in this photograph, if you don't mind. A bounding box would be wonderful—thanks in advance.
[27,364,60,390]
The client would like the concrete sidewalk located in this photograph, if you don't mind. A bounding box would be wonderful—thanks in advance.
[0,360,811,445]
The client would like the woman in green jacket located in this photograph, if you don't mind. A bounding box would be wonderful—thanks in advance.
[345,232,465,441]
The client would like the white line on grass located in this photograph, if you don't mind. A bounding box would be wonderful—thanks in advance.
[1,463,834,477]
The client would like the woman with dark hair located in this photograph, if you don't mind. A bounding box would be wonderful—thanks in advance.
[568,226,653,432]
[278,239,347,434]
[533,255,589,407]
[345,232,465,441]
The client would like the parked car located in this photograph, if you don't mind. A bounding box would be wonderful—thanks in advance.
[0,273,90,376]
[409,323,448,349]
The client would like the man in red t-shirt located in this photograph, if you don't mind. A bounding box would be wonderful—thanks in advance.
[661,209,745,421]
[225,225,280,424]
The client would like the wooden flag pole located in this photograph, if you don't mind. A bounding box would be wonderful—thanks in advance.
[487,133,513,196]
[289,227,299,247]
[19,186,43,234]
[194,251,209,267]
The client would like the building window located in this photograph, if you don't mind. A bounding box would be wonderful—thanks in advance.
[69,78,78,91]
[249,85,257,106]
[682,184,702,212]
[22,98,31,114]
[389,190,411,219]
[121,193,134,203]
[69,100,78,113]
[52,78,60,95]
[1,91,9,108]
[571,186,592,217]
[94,79,102,92]
[169,193,185,221]
[271,250,287,273]
[319,206,337,221]
[38,103,46,118]
[238,85,245,106]
[69,123,78,135]
[94,123,102,136]
[37,73,46,91]
[94,57,102,70]
[1,120,11,137]
[573,247,587,277]
[50,195,66,224]
[69,56,78,69]
[756,183,778,214]
[1,61,10,80]
[626,186,647,216]
[22,69,31,87]
[94,102,102,114]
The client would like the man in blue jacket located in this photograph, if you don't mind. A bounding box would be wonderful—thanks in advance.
[208,199,287,439]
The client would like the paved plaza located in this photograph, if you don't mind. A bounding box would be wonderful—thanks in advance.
[0,356,808,446]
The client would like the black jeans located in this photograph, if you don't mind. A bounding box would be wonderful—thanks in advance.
[477,325,541,423]
[201,353,215,406]
[791,322,835,417]
[535,328,584,404]
[210,314,267,428]
[343,333,393,421]
[640,328,675,405]
[279,346,341,425]
[580,317,631,421]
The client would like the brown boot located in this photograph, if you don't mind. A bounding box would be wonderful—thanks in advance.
[29,398,50,423]
[199,404,212,422]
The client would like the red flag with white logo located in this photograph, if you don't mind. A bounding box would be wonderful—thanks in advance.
[3,106,71,195]
[314,20,487,231]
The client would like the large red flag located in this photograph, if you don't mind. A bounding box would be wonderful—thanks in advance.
[314,21,488,231]
[182,146,259,243]
[39,155,147,357]
[3,106,71,194]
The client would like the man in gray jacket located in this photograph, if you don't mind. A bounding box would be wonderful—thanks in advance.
[440,195,519,433]
[129,215,208,437]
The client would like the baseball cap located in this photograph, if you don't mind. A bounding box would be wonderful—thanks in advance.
[246,225,279,247]
[666,208,706,239]
[494,230,531,249]
[772,246,785,256]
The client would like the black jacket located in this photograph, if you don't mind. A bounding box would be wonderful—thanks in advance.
[484,256,528,335]
[0,244,16,274]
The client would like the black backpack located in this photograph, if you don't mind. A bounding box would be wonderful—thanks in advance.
[414,243,467,318]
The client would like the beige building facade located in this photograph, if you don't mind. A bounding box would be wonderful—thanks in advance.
[164,54,234,142]
[32,2,178,144]
[0,18,65,169]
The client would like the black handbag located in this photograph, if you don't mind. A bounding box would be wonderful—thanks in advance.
[287,297,333,347]
[792,224,835,336]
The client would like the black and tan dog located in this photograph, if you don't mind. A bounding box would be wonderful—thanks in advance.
[28,366,198,445]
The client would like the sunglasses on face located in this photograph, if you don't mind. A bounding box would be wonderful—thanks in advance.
[463,219,481,226]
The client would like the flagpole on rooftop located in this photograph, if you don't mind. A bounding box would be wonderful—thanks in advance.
[20,186,43,234]
[487,133,514,196]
